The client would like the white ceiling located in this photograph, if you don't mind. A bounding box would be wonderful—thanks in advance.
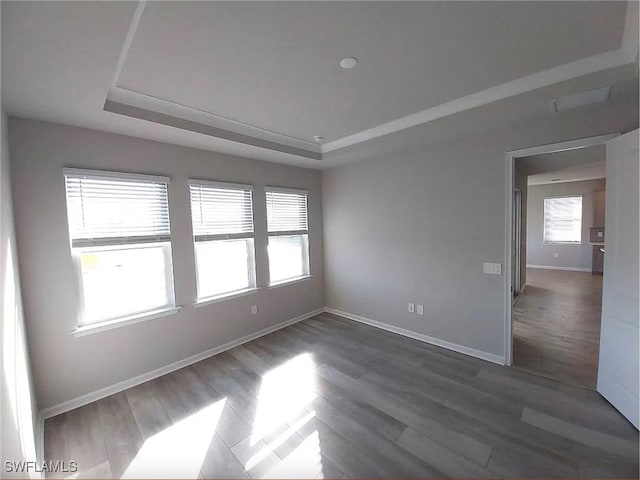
[1,1,638,167]
[518,143,607,185]
[528,161,606,186]
[119,1,626,142]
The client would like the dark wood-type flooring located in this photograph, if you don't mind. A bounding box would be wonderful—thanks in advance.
[513,268,603,389]
[44,312,638,478]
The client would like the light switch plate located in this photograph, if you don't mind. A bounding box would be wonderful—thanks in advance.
[417,305,424,315]
[408,303,415,313]
[483,262,502,275]
[251,305,258,315]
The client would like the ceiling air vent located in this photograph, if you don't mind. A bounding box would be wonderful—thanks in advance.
[551,86,611,112]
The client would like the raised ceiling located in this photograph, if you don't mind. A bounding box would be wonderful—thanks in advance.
[2,1,638,166]
[118,1,626,142]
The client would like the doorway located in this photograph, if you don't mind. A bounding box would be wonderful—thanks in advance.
[503,134,617,369]
[513,145,607,388]
[504,130,639,428]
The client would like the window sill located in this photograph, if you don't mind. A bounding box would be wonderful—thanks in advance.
[268,275,312,289]
[73,306,182,337]
[542,242,583,246]
[194,287,260,308]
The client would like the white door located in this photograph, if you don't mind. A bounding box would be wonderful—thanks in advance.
[597,129,639,429]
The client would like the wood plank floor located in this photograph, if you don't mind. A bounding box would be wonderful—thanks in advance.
[513,268,603,389]
[44,313,638,478]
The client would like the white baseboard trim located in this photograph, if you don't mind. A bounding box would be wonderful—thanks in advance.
[35,413,45,471]
[39,308,324,419]
[324,307,505,366]
[527,264,591,272]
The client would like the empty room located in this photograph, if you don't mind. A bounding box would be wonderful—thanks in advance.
[1,1,638,479]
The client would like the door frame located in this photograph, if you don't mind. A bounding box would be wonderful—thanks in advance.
[512,188,522,299]
[503,133,620,366]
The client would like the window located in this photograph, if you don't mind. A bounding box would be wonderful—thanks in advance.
[266,188,310,285]
[543,196,583,244]
[64,169,175,326]
[189,180,256,300]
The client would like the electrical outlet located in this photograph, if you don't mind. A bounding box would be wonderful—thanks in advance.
[483,262,502,275]
[251,305,258,315]
[553,252,559,259]
[416,304,424,315]
[408,303,415,313]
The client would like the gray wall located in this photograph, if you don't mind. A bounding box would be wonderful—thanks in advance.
[9,118,324,410]
[526,179,605,270]
[0,111,38,473]
[322,104,637,359]
[514,145,606,288]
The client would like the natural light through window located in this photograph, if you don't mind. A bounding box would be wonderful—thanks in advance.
[62,353,327,478]
[268,235,309,283]
[238,353,324,478]
[121,399,226,479]
[64,169,175,326]
[189,181,256,300]
[261,428,325,479]
[80,246,170,323]
[543,196,583,244]
[266,188,310,285]
[250,353,317,445]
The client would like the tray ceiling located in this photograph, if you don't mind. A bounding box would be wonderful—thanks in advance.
[2,1,638,165]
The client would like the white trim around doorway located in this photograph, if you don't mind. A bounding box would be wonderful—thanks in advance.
[503,133,619,366]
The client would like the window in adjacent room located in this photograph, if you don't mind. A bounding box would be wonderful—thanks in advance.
[266,187,310,285]
[543,195,583,244]
[64,168,176,326]
[189,180,256,301]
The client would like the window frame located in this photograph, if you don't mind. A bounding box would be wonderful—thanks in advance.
[72,242,176,325]
[188,179,258,303]
[265,186,311,286]
[63,168,178,330]
[542,194,584,245]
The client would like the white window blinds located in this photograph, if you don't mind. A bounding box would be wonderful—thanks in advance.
[544,196,582,243]
[64,169,171,248]
[189,181,254,241]
[266,188,308,235]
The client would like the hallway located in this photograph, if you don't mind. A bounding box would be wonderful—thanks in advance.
[513,268,603,389]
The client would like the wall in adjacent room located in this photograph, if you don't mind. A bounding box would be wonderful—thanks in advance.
[515,144,606,284]
[9,118,324,411]
[526,179,605,271]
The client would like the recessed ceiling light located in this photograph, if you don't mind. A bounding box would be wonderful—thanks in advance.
[313,136,324,143]
[339,57,358,69]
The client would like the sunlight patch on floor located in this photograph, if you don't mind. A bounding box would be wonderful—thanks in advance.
[244,410,316,471]
[268,410,316,452]
[121,399,226,479]
[261,430,325,479]
[250,353,317,445]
